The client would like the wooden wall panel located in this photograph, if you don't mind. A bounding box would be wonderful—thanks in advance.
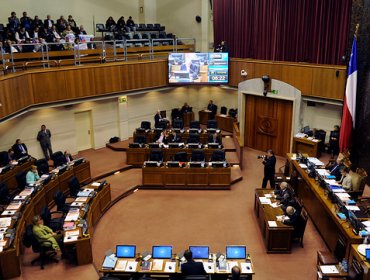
[311,68,346,100]
[31,71,67,103]
[93,66,122,94]
[253,63,283,82]
[64,68,96,98]
[228,60,255,86]
[281,65,313,95]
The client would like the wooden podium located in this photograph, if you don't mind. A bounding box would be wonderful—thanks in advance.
[292,137,321,157]
[199,110,212,125]
[183,111,195,127]
[216,114,235,132]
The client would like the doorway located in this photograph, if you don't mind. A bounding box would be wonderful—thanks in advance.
[74,110,94,151]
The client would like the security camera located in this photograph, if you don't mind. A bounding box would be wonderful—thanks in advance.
[241,70,248,77]
[262,75,270,83]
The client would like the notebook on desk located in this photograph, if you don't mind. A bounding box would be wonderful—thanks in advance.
[102,254,118,270]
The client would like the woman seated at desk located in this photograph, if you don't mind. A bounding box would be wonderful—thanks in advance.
[26,165,41,185]
[155,130,170,145]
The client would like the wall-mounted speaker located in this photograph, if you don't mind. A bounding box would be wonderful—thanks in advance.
[195,16,202,23]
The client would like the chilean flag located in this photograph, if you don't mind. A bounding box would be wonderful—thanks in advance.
[339,36,357,152]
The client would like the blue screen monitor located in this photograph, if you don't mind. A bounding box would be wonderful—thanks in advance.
[116,245,136,258]
[152,246,172,259]
[366,249,370,261]
[189,246,209,259]
[226,246,246,259]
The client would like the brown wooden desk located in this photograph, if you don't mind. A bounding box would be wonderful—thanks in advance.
[183,112,195,128]
[127,147,223,166]
[0,161,92,279]
[216,115,235,132]
[254,189,294,253]
[100,258,254,278]
[349,244,370,280]
[0,158,35,190]
[199,110,212,125]
[287,155,363,258]
[142,165,231,189]
[292,137,321,157]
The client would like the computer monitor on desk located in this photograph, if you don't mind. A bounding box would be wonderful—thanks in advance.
[116,245,136,258]
[208,143,221,149]
[148,143,160,149]
[189,246,209,259]
[188,143,201,149]
[226,246,246,259]
[152,246,172,259]
[168,143,180,148]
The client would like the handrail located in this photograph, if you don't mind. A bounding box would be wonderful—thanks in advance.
[150,38,175,59]
[232,122,244,170]
[175,38,196,52]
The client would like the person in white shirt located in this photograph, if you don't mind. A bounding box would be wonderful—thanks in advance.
[338,167,352,191]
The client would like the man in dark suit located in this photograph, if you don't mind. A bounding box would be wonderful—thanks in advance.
[282,206,301,237]
[154,110,163,128]
[181,250,206,276]
[208,132,222,145]
[181,103,192,115]
[261,149,276,188]
[37,125,53,160]
[207,100,217,119]
[326,157,344,181]
[64,150,73,163]
[44,15,54,30]
[12,139,28,159]
[275,182,293,210]
[329,125,340,157]
[170,131,182,143]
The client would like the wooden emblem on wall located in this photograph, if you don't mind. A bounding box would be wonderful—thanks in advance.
[256,116,278,137]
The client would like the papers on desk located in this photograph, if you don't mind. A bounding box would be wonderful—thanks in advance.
[227,261,239,272]
[19,188,34,196]
[13,195,27,201]
[345,205,361,211]
[71,202,84,207]
[65,210,80,222]
[126,261,138,272]
[75,197,88,202]
[264,193,273,198]
[316,169,329,176]
[91,182,100,187]
[332,187,345,193]
[290,153,297,160]
[6,202,22,211]
[63,235,78,243]
[241,262,253,273]
[307,157,324,166]
[325,179,339,185]
[1,210,16,216]
[299,164,307,169]
[320,265,339,274]
[270,202,280,208]
[77,188,94,197]
[203,262,215,273]
[115,260,127,271]
[65,229,80,238]
[0,233,3,241]
[0,240,7,247]
[259,197,271,204]
[164,261,176,273]
[312,139,320,142]
[102,254,118,269]
[268,221,278,227]
[336,193,351,201]
[0,217,11,228]
[295,133,306,138]
[276,215,289,222]
[152,259,164,271]
[362,221,370,227]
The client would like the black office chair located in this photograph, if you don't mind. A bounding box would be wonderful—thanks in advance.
[53,191,71,214]
[155,120,167,130]
[171,108,182,121]
[220,106,227,115]
[174,151,188,162]
[187,133,200,144]
[211,150,225,161]
[207,120,218,129]
[0,182,17,205]
[135,135,147,144]
[189,121,200,129]
[191,149,205,162]
[149,149,164,162]
[0,151,8,166]
[23,224,58,269]
[173,119,184,129]
[141,121,151,130]
[293,208,308,247]
[40,206,64,231]
[16,171,27,190]
[35,158,49,175]
[51,151,67,167]
[68,176,81,197]
[228,108,237,118]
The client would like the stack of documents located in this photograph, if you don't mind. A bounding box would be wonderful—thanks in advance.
[91,182,101,187]
[65,209,80,222]
[126,261,138,272]
[77,188,95,197]
[102,254,118,269]
[259,197,271,204]
[152,259,164,271]
[307,157,324,166]
[115,260,127,271]
[268,221,278,227]
[0,217,12,228]
[241,262,253,273]
[320,265,339,274]
[295,133,306,138]
[19,188,34,196]
[164,261,176,272]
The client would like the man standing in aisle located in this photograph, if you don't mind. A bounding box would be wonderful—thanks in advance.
[261,149,276,188]
[37,124,53,160]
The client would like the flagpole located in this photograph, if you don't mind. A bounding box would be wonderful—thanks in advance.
[355,23,360,38]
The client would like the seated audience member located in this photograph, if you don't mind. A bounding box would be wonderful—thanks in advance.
[32,215,65,257]
[39,27,53,43]
[20,11,32,32]
[78,25,87,35]
[51,38,64,51]
[62,25,75,41]
[326,157,344,181]
[56,16,68,33]
[275,182,293,209]
[26,165,41,185]
[329,125,340,157]
[7,149,16,163]
[31,26,40,41]
[208,132,222,145]
[44,15,54,30]
[207,100,217,119]
[8,11,20,33]
[126,16,135,27]
[51,25,61,41]
[282,206,300,226]
[338,167,352,191]
[170,130,182,143]
[117,16,126,30]
[181,249,206,276]
[64,150,73,163]
[230,266,241,280]
[105,16,116,30]
[22,38,35,52]
[12,139,28,159]
[154,110,165,127]
[15,27,30,43]
[32,15,44,30]
[67,15,78,33]
[181,103,192,115]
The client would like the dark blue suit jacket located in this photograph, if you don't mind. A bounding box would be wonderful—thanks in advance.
[181,261,206,276]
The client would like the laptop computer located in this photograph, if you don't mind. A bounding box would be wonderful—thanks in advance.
[226,245,246,259]
[116,245,136,258]
[152,246,172,259]
[189,246,209,259]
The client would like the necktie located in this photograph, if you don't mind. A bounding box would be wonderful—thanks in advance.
[20,144,25,153]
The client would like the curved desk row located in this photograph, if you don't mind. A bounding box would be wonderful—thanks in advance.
[0,161,104,279]
[142,165,231,189]
[0,158,35,190]
[127,147,223,167]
